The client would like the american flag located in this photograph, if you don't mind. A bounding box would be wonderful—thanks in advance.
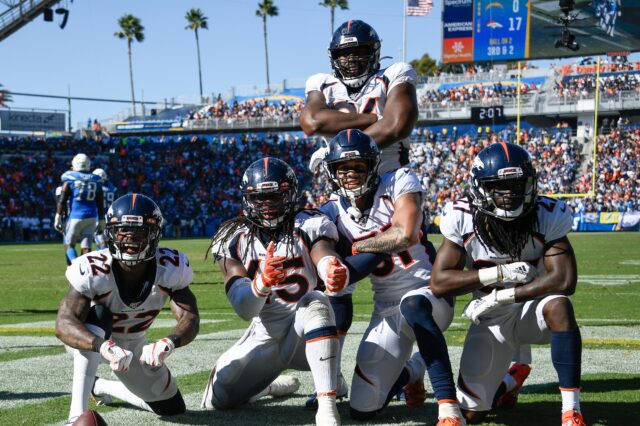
[406,0,433,16]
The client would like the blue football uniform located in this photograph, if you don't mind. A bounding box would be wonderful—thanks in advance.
[61,171,103,219]
[101,182,117,212]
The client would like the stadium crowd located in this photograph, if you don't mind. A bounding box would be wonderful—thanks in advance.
[419,82,538,108]
[554,72,640,100]
[185,98,303,121]
[0,123,636,242]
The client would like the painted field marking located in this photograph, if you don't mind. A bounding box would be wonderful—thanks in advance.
[578,275,640,286]
[620,260,640,266]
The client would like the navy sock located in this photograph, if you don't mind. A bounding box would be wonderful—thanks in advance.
[551,330,582,389]
[329,295,353,335]
[400,295,456,401]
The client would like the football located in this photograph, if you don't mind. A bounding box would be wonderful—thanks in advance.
[72,410,108,426]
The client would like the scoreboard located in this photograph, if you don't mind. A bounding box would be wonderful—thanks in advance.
[443,0,529,63]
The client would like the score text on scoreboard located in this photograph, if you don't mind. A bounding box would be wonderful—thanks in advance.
[471,106,506,123]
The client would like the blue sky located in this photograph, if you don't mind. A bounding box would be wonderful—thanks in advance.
[0,0,443,127]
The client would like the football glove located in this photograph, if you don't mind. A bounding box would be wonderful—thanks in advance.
[96,219,106,235]
[54,214,63,233]
[478,262,536,286]
[317,256,349,295]
[462,288,516,324]
[140,338,175,368]
[309,146,329,173]
[254,241,286,295]
[99,340,133,371]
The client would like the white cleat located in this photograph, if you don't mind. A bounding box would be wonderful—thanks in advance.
[91,376,113,406]
[268,375,301,397]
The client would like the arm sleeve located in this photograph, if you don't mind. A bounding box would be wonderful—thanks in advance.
[343,252,389,284]
[226,275,267,321]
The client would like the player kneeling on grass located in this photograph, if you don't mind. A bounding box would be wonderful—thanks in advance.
[55,193,200,425]
[319,130,464,425]
[430,142,585,426]
[202,158,356,426]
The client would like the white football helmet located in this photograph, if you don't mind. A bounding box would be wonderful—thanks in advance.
[93,168,107,183]
[72,153,91,172]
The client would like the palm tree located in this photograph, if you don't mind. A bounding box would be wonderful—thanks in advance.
[185,8,209,102]
[255,0,278,93]
[114,14,145,117]
[319,0,348,35]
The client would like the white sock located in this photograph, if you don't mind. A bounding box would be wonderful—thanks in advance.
[68,349,100,422]
[503,372,518,392]
[306,336,338,395]
[405,352,426,384]
[438,401,463,419]
[336,333,346,382]
[560,388,581,413]
[93,377,152,412]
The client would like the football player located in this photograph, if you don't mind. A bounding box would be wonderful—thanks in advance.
[92,168,117,250]
[320,130,464,425]
[55,154,105,262]
[201,158,350,425]
[301,19,418,175]
[55,184,72,265]
[301,19,419,407]
[55,193,200,424]
[430,142,585,426]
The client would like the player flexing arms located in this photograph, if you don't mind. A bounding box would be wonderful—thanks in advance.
[201,158,350,426]
[301,19,419,406]
[92,168,117,250]
[55,154,105,263]
[55,194,200,424]
[301,19,418,175]
[320,130,464,425]
[430,143,585,426]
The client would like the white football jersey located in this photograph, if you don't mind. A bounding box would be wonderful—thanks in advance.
[320,168,432,302]
[215,210,338,324]
[305,62,417,174]
[66,247,193,339]
[439,196,573,296]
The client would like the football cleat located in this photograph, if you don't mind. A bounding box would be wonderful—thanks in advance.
[436,417,467,426]
[495,363,531,410]
[267,375,301,398]
[305,374,348,410]
[561,410,586,426]
[91,376,112,406]
[404,380,427,408]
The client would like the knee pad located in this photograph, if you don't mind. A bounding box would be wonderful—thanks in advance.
[400,294,433,328]
[147,389,186,415]
[85,305,113,339]
[302,298,335,333]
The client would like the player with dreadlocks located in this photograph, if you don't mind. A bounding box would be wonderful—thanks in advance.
[430,142,585,426]
[203,157,388,426]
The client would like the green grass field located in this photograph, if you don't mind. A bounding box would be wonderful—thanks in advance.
[0,233,639,425]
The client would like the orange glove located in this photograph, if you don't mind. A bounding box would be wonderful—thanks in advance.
[254,241,286,296]
[318,256,349,295]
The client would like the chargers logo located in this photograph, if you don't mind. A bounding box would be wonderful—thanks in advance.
[486,20,503,29]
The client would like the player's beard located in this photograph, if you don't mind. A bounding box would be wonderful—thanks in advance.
[473,207,539,260]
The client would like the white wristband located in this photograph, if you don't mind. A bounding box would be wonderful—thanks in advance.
[478,266,499,286]
[496,288,516,304]
[252,275,270,297]
[316,256,334,283]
